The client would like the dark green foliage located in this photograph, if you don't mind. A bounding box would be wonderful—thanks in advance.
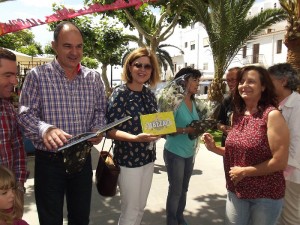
[0,30,43,55]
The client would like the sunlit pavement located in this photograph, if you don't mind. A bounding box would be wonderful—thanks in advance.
[23,138,226,225]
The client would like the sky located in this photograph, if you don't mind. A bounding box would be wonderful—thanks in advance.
[0,0,267,48]
[0,0,85,47]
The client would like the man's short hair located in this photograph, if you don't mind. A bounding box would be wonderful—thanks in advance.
[53,21,83,42]
[0,48,16,65]
[228,67,240,73]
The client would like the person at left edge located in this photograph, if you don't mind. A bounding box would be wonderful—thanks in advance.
[17,21,107,225]
[0,165,29,225]
[0,48,28,213]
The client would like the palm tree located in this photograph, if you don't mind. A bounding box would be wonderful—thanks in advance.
[157,44,184,79]
[279,0,300,73]
[121,13,184,76]
[86,0,194,81]
[185,0,287,102]
[87,1,190,53]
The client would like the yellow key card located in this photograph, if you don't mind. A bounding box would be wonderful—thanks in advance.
[140,111,176,135]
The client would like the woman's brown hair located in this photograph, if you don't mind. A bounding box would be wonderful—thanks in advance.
[0,166,23,225]
[122,47,161,88]
[233,65,278,114]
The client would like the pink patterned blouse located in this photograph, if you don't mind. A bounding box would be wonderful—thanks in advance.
[225,106,285,199]
[13,219,29,225]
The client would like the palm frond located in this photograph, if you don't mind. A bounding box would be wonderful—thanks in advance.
[159,44,184,55]
[186,0,287,75]
[279,0,299,18]
[156,48,175,73]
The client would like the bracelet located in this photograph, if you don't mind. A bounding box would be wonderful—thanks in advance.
[182,128,186,134]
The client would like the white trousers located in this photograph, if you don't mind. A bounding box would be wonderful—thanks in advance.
[278,180,300,225]
[118,162,154,225]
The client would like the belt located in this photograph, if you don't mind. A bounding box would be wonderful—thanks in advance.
[35,149,63,160]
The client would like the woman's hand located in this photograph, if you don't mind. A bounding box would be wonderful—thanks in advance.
[229,166,246,185]
[201,133,216,151]
[88,134,104,145]
[136,133,161,142]
[201,133,225,156]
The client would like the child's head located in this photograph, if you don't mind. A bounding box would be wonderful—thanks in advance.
[0,166,23,224]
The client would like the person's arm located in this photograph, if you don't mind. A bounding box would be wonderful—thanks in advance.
[18,69,47,142]
[12,110,28,185]
[202,133,225,156]
[107,129,160,143]
[217,97,232,134]
[169,126,196,136]
[88,71,107,145]
[229,110,289,184]
[91,71,107,130]
[217,103,226,131]
[11,115,27,211]
[284,101,300,169]
[18,69,71,150]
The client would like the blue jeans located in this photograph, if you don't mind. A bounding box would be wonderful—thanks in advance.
[164,149,194,225]
[225,191,283,225]
[34,150,93,225]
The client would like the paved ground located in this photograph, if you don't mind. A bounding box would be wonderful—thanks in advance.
[23,139,227,225]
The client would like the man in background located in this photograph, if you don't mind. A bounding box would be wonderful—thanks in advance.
[217,67,240,146]
[269,63,300,225]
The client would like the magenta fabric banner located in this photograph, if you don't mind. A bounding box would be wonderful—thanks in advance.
[0,0,156,36]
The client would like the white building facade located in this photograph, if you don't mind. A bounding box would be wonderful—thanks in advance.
[164,0,288,94]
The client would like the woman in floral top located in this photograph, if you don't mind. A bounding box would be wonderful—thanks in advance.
[202,65,289,225]
[106,47,161,225]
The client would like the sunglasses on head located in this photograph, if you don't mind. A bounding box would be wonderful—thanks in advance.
[132,62,152,70]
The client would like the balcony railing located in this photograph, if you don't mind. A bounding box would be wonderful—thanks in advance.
[241,54,267,67]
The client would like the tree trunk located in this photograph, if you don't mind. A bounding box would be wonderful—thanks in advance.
[207,76,225,119]
[101,64,112,97]
[207,61,227,118]
[285,38,300,73]
[285,36,300,93]
[208,77,225,102]
[208,63,227,102]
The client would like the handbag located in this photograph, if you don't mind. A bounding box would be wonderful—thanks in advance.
[188,119,218,140]
[59,116,132,175]
[96,138,120,197]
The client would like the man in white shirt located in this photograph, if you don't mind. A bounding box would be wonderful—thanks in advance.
[269,63,300,225]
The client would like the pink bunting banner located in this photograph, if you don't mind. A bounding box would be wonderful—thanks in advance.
[0,0,157,36]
